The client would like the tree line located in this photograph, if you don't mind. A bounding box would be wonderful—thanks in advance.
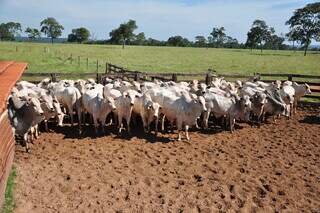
[0,2,319,55]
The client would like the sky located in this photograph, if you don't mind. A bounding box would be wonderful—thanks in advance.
[0,0,318,43]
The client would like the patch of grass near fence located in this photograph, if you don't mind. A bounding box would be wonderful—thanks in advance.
[0,42,320,75]
[3,166,17,213]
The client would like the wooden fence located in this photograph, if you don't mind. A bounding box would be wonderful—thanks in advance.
[0,61,27,208]
[22,62,320,99]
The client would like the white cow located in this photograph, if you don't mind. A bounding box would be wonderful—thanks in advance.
[203,92,251,132]
[82,88,116,134]
[103,86,122,100]
[281,84,295,117]
[48,82,82,132]
[115,89,141,134]
[133,93,161,135]
[292,82,312,114]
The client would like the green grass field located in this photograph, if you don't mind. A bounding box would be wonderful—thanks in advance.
[2,167,16,213]
[0,42,319,75]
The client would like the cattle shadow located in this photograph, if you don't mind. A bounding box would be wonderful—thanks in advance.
[299,115,320,125]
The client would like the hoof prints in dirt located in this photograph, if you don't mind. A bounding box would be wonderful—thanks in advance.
[13,110,320,212]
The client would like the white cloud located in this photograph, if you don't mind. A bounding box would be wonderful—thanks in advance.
[0,0,317,42]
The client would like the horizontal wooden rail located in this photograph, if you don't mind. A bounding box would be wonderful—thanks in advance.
[259,73,320,79]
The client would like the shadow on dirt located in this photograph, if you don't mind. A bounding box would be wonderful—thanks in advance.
[299,115,320,125]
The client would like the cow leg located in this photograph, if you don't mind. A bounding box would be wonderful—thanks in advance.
[142,116,147,133]
[77,108,82,134]
[35,124,39,139]
[126,116,131,135]
[177,120,183,141]
[23,133,29,153]
[69,106,74,126]
[154,116,159,137]
[203,110,210,129]
[229,116,235,133]
[161,115,165,132]
[44,120,49,132]
[30,127,35,142]
[185,125,190,141]
[118,115,123,134]
[100,114,108,134]
[93,116,99,135]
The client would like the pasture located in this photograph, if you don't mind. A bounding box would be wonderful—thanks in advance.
[1,42,320,75]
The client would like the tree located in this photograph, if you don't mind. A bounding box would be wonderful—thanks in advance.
[109,19,138,49]
[246,19,273,52]
[265,34,285,50]
[195,35,207,47]
[286,28,301,50]
[133,32,146,45]
[286,2,320,56]
[224,36,240,48]
[167,35,191,47]
[25,27,41,40]
[209,27,226,47]
[40,17,64,44]
[0,22,22,41]
[67,27,90,43]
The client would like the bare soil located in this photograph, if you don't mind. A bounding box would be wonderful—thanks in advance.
[13,108,320,213]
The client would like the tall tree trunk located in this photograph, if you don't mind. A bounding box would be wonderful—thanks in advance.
[260,42,263,53]
[304,44,308,56]
[122,39,125,49]
[292,41,295,52]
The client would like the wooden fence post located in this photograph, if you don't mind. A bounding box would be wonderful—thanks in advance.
[105,62,108,74]
[205,73,212,86]
[96,60,99,72]
[172,74,177,82]
[15,46,18,52]
[86,58,89,69]
[70,54,73,64]
[107,63,111,73]
[96,73,101,83]
[134,73,140,81]
[78,56,80,66]
[50,73,57,82]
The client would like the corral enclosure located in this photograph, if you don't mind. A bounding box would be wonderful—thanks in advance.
[0,42,320,213]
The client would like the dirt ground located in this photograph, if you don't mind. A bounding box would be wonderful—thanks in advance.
[13,107,320,213]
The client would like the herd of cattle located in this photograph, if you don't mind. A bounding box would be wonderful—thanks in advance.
[7,77,312,152]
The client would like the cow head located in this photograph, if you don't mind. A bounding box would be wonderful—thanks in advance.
[123,90,141,106]
[147,101,161,119]
[239,95,252,121]
[40,92,54,112]
[304,83,312,95]
[191,95,207,113]
[25,96,44,116]
[105,96,116,111]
